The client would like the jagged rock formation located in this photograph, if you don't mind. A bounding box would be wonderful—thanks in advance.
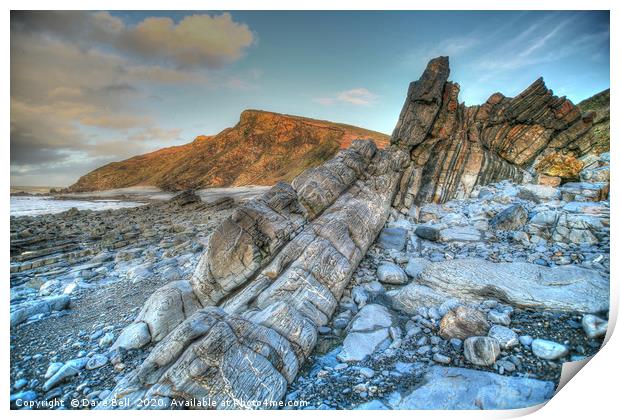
[101,57,606,409]
[68,111,390,192]
[391,58,605,210]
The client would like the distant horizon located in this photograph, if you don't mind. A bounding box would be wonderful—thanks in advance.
[11,10,610,186]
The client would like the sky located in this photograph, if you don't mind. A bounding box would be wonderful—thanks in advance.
[10,10,610,187]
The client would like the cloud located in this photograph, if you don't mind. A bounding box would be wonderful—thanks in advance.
[11,11,255,68]
[10,11,259,186]
[315,88,378,106]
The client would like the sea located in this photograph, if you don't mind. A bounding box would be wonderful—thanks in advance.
[10,196,145,217]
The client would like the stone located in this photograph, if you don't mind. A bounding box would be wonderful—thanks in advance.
[519,335,534,347]
[488,325,519,349]
[86,354,109,370]
[393,366,554,409]
[44,362,64,379]
[338,304,393,362]
[487,310,511,326]
[414,226,440,241]
[535,174,561,187]
[397,258,609,313]
[98,332,115,347]
[377,263,408,285]
[10,295,71,327]
[535,152,584,181]
[387,284,447,315]
[531,339,569,360]
[404,257,429,279]
[463,337,501,366]
[439,306,490,340]
[581,166,610,183]
[439,226,483,242]
[432,353,451,364]
[581,314,608,339]
[112,321,151,350]
[377,227,407,251]
[489,205,528,231]
[43,358,88,391]
[518,184,561,203]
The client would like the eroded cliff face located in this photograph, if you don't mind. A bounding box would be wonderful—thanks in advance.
[100,57,607,409]
[391,56,604,210]
[68,110,390,192]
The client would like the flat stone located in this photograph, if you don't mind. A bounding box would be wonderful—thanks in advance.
[398,258,608,313]
[531,339,568,360]
[393,366,554,409]
[439,226,482,242]
[377,263,408,285]
[338,304,393,362]
[86,354,109,370]
[463,336,500,366]
[43,358,88,391]
[488,310,511,326]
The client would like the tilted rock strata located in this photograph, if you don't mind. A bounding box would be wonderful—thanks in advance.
[392,57,604,210]
[103,141,407,408]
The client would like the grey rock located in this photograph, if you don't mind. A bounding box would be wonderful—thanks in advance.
[377,227,407,251]
[487,310,511,326]
[404,257,429,279]
[112,321,151,350]
[10,295,71,327]
[43,358,88,391]
[394,366,554,409]
[432,353,451,364]
[377,263,408,285]
[86,354,109,370]
[531,339,568,360]
[519,335,534,347]
[338,304,393,362]
[581,314,607,339]
[415,226,440,241]
[488,325,519,349]
[490,205,528,230]
[518,184,561,203]
[439,226,483,242]
[463,336,501,366]
[396,258,608,313]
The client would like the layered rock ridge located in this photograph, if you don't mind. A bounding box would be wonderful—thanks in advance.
[102,141,408,408]
[392,57,600,210]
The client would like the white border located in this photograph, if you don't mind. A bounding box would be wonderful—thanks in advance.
[2,2,616,419]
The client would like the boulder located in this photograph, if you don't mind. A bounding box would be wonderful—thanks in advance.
[377,263,408,285]
[535,152,584,181]
[439,226,483,242]
[489,205,528,231]
[414,225,440,241]
[463,336,501,366]
[408,258,608,313]
[518,184,561,203]
[393,366,554,409]
[338,304,393,362]
[439,306,490,340]
[377,227,407,251]
[404,257,429,279]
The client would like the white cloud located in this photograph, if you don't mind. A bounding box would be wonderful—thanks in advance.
[314,88,378,106]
